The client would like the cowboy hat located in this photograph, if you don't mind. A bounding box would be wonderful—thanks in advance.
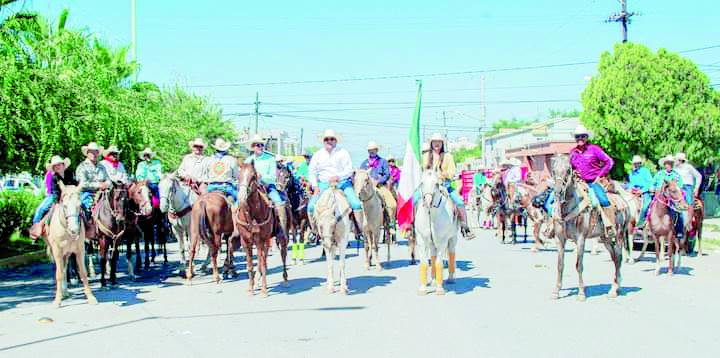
[387,155,396,162]
[138,147,155,159]
[675,152,687,162]
[510,158,522,167]
[367,141,380,151]
[188,137,207,148]
[212,138,232,151]
[45,156,71,171]
[103,145,122,156]
[81,142,104,156]
[319,129,342,142]
[499,158,511,166]
[631,155,643,164]
[275,154,285,162]
[659,155,675,166]
[429,132,445,143]
[573,124,591,137]
[247,134,265,150]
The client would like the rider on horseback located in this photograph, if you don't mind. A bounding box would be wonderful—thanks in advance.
[29,156,75,240]
[307,129,364,232]
[388,156,401,190]
[422,133,475,240]
[653,155,686,236]
[628,155,653,229]
[100,145,129,185]
[206,138,239,204]
[76,142,112,240]
[674,152,702,205]
[178,138,210,188]
[569,125,616,238]
[360,141,397,219]
[136,147,163,202]
[244,134,286,208]
[501,158,523,204]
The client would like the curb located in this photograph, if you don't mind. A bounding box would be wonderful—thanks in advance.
[0,250,48,270]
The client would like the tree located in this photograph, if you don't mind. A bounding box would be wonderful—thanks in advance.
[581,42,720,178]
[452,146,482,165]
[485,118,537,137]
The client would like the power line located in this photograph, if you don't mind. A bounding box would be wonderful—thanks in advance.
[607,0,639,43]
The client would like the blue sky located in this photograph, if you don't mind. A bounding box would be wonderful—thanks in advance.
[3,0,719,160]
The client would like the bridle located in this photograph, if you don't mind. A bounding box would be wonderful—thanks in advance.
[167,176,192,219]
[57,192,82,239]
[421,175,444,209]
[357,173,378,203]
[236,166,275,230]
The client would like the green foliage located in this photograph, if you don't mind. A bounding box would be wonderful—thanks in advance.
[0,10,236,175]
[485,118,537,137]
[0,191,42,249]
[581,42,720,178]
[452,146,482,165]
[548,108,580,118]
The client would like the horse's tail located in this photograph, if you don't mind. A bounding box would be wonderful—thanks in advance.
[197,199,212,244]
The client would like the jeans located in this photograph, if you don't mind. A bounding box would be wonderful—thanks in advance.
[148,183,159,200]
[32,196,55,224]
[544,191,555,216]
[588,181,610,207]
[308,179,362,214]
[637,192,652,226]
[682,184,694,204]
[80,191,95,215]
[266,184,286,205]
[208,182,237,202]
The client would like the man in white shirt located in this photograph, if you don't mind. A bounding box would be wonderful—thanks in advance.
[307,129,363,230]
[99,145,129,184]
[675,152,702,204]
[178,138,210,184]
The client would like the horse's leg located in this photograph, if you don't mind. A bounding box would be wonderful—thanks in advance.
[434,246,445,295]
[339,238,349,295]
[110,239,119,285]
[126,237,135,281]
[576,237,587,301]
[280,234,289,288]
[552,237,565,299]
[324,243,335,294]
[86,242,96,279]
[373,231,382,272]
[52,251,65,308]
[363,230,370,271]
[75,247,97,305]
[211,236,220,284]
[604,240,622,298]
[99,238,108,287]
[668,235,676,277]
[186,231,200,285]
[134,230,142,271]
[143,225,151,269]
[447,249,456,284]
[259,240,269,297]
[244,240,255,295]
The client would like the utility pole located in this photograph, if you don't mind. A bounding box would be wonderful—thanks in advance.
[442,111,448,138]
[130,0,137,82]
[479,76,487,168]
[607,0,638,43]
[254,92,260,134]
[299,128,304,154]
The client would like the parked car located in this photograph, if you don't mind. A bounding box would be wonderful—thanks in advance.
[1,177,41,196]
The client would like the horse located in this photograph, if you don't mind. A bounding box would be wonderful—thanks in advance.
[686,197,704,256]
[549,155,627,300]
[159,174,197,277]
[646,180,691,276]
[92,183,130,286]
[414,170,459,295]
[489,181,511,244]
[236,163,288,296]
[187,191,235,285]
[313,183,353,294]
[132,181,168,268]
[276,165,310,265]
[43,184,98,307]
[353,169,386,271]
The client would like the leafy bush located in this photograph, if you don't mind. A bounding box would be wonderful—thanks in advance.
[0,191,42,250]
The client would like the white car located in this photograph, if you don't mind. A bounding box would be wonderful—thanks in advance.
[1,177,41,196]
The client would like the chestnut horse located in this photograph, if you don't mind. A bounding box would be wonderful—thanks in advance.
[187,192,234,285]
[236,163,288,296]
[646,180,692,276]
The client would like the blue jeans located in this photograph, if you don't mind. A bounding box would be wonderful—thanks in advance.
[148,183,159,200]
[80,191,95,215]
[588,181,610,207]
[682,184,694,204]
[208,183,237,202]
[266,184,286,205]
[308,179,362,214]
[33,196,55,224]
[544,191,555,216]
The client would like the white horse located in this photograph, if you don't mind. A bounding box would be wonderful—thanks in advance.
[414,170,459,295]
[159,174,199,275]
[314,185,353,294]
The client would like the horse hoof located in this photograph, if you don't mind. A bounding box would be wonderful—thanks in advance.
[261,290,269,298]
[577,295,586,302]
[551,292,559,300]
[418,287,428,296]
[435,287,446,295]
[340,287,349,295]
[282,281,289,288]
[376,265,383,272]
[608,291,618,298]
[530,247,538,253]
[87,296,98,305]
[326,287,335,295]
[53,300,62,308]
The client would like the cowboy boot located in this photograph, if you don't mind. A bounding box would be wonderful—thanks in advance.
[599,207,617,239]
[458,208,476,240]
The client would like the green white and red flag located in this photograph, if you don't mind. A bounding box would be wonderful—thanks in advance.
[397,81,422,231]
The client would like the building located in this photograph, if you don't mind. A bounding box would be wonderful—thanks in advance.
[238,129,299,156]
[447,136,478,152]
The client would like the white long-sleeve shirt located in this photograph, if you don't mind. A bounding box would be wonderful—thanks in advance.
[503,166,522,186]
[100,160,129,184]
[675,162,702,190]
[308,147,353,187]
[178,154,209,182]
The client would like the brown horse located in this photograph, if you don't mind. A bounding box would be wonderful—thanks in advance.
[236,163,288,296]
[646,181,691,276]
[489,181,511,244]
[687,198,704,256]
[92,184,130,286]
[130,181,167,268]
[276,165,310,265]
[187,192,235,284]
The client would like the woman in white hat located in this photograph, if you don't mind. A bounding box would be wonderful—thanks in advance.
[206,138,239,202]
[30,156,74,239]
[627,155,653,228]
[421,133,475,240]
[136,147,163,200]
[674,152,702,205]
[178,138,210,185]
[99,144,129,184]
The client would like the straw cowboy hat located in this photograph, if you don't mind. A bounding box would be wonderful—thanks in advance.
[45,156,71,171]
[103,145,122,156]
[659,155,675,166]
[188,137,207,148]
[247,134,265,150]
[81,142,104,156]
[429,132,446,144]
[138,147,155,159]
[675,152,687,162]
[499,158,512,167]
[510,158,522,167]
[212,138,232,152]
[319,129,342,142]
[275,154,285,162]
[367,141,380,151]
[573,124,591,137]
[631,155,643,164]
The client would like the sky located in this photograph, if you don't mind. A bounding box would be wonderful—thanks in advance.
[2,0,719,160]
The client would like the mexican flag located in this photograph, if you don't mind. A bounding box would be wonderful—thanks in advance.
[397,81,422,231]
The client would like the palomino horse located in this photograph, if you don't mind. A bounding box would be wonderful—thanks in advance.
[353,169,386,271]
[314,184,353,294]
[159,174,197,277]
[236,163,288,296]
[44,185,97,307]
[646,180,692,276]
[414,170,459,295]
[549,155,627,300]
[187,192,234,285]
[276,165,311,265]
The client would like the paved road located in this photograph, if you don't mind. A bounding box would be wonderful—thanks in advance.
[1,228,719,358]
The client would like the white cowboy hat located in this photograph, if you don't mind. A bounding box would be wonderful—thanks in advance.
[138,147,155,159]
[659,155,675,166]
[367,141,380,151]
[429,132,445,144]
[275,154,285,162]
[247,134,265,150]
[675,152,687,162]
[319,129,342,142]
[510,158,522,167]
[499,158,511,166]
[81,142,104,156]
[212,138,232,151]
[631,155,643,164]
[103,145,122,156]
[573,124,591,137]
[45,156,71,171]
[188,137,207,148]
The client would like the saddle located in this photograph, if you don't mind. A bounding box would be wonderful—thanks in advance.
[532,188,552,210]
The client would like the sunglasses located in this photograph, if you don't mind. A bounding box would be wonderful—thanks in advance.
[574,135,588,140]
[324,137,337,142]
[193,145,204,149]
[253,143,265,148]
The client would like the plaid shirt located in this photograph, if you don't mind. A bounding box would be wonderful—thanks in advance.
[75,159,111,192]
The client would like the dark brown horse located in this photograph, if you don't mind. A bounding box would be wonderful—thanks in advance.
[490,181,511,244]
[187,191,234,284]
[92,184,129,286]
[131,181,168,268]
[276,165,310,264]
[687,197,704,256]
[236,163,288,297]
[647,180,691,276]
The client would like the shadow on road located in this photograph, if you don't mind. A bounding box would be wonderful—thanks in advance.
[445,275,490,294]
[269,277,324,295]
[561,284,642,299]
[348,275,396,294]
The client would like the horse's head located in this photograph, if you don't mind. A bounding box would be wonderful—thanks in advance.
[661,180,683,202]
[420,170,442,208]
[550,154,572,198]
[353,169,375,196]
[158,174,178,213]
[275,165,292,192]
[110,182,129,223]
[237,163,259,203]
[128,181,153,216]
[58,184,82,237]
